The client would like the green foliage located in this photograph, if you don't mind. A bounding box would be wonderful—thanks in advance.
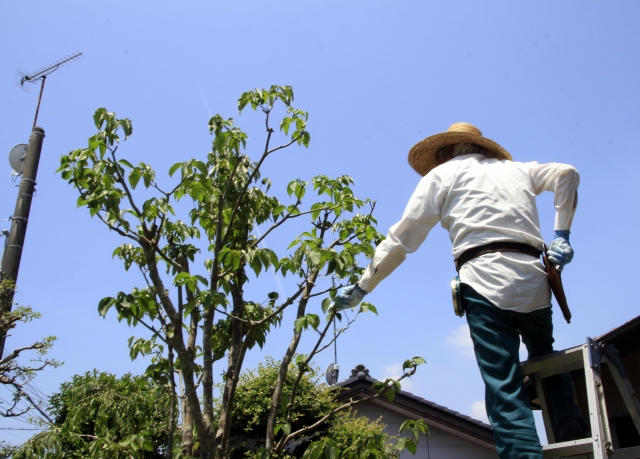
[223,358,336,446]
[325,413,398,459]
[12,371,173,459]
[395,419,429,456]
[0,441,17,459]
[0,279,59,423]
[369,357,426,404]
[304,416,429,459]
[54,85,405,459]
[225,360,410,459]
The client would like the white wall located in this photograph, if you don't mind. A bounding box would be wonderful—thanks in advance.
[353,400,498,459]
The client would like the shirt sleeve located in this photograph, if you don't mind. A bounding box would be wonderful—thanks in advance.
[358,174,444,292]
[525,162,580,231]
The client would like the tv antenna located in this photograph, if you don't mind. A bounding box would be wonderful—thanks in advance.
[15,52,83,129]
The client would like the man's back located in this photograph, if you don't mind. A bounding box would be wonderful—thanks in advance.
[359,153,578,313]
[431,154,545,256]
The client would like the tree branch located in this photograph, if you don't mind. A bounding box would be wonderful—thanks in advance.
[9,381,54,424]
[108,149,145,230]
[282,366,418,446]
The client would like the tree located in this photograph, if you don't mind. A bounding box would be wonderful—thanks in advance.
[223,358,423,459]
[12,370,173,458]
[0,279,59,422]
[57,85,425,458]
[222,357,337,454]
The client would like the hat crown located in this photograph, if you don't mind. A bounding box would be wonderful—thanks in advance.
[447,122,482,137]
[408,122,512,176]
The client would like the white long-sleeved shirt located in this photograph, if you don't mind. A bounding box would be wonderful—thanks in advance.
[358,154,579,313]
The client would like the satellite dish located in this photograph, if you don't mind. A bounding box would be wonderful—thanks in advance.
[9,144,28,174]
[325,363,340,386]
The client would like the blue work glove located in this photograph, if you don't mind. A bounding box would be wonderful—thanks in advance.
[547,230,574,271]
[334,284,367,311]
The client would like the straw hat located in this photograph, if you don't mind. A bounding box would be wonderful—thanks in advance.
[408,122,512,176]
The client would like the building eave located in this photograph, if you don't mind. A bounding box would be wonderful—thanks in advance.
[336,376,495,449]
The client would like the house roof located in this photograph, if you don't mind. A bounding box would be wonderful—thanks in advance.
[336,364,496,449]
[595,313,640,356]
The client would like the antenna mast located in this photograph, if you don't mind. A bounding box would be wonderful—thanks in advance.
[325,277,340,385]
[15,52,83,129]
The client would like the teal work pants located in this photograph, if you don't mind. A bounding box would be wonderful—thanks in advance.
[462,283,582,459]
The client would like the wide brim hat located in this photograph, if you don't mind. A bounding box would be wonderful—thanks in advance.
[408,122,512,176]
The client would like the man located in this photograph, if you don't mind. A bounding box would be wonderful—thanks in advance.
[336,122,585,459]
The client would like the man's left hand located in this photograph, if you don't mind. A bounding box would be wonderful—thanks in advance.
[334,284,367,310]
[548,230,574,270]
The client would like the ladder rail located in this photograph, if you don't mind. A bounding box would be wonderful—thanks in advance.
[602,345,640,437]
[522,337,640,458]
[534,371,557,445]
[582,343,613,458]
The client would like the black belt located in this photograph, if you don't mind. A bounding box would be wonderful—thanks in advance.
[455,242,542,271]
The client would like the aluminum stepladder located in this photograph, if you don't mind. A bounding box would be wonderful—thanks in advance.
[520,337,640,459]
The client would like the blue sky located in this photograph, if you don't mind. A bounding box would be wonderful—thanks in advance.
[1,1,639,447]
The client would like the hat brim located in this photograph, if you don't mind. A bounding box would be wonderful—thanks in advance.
[408,131,512,176]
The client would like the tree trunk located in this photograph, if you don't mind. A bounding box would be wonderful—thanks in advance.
[142,244,211,457]
[165,345,176,459]
[202,306,215,430]
[266,271,319,452]
[214,283,246,459]
[179,374,194,457]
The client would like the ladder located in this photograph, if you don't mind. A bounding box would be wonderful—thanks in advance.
[520,337,640,459]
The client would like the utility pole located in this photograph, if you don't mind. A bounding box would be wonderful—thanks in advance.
[0,52,82,358]
[0,127,45,357]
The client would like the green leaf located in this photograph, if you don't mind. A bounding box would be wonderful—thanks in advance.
[413,356,426,366]
[321,297,332,313]
[370,381,384,394]
[323,438,339,459]
[280,394,290,414]
[404,439,417,455]
[385,387,396,403]
[303,441,324,459]
[129,168,142,189]
[403,356,426,370]
[168,162,182,177]
[295,354,308,367]
[118,118,133,139]
[98,297,115,317]
[294,314,319,332]
[194,275,209,287]
[118,158,134,168]
[308,250,323,266]
[280,117,292,135]
[287,180,296,197]
[294,317,305,332]
[306,314,320,330]
[358,302,378,315]
[365,225,374,240]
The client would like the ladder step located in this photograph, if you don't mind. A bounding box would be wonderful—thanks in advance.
[542,437,593,458]
[521,345,585,378]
